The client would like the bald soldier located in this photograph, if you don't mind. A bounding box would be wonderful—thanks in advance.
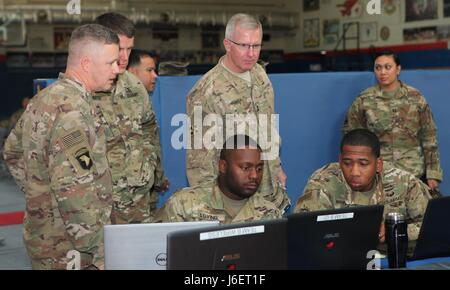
[3,24,120,269]
[294,129,431,242]
[155,135,282,224]
[95,13,165,223]
[186,13,290,214]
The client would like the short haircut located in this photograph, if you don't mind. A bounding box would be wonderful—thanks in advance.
[220,134,261,161]
[374,50,400,66]
[340,129,381,158]
[68,24,119,57]
[127,49,156,69]
[95,12,135,38]
[225,13,262,40]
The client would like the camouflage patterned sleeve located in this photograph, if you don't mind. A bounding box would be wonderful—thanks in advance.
[186,86,219,186]
[264,81,282,169]
[49,112,111,269]
[153,194,186,223]
[294,187,334,213]
[342,96,367,135]
[153,126,166,188]
[140,84,160,184]
[3,117,26,191]
[404,177,432,241]
[419,101,443,181]
[293,171,335,213]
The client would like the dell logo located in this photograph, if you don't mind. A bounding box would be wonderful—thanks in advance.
[155,253,167,266]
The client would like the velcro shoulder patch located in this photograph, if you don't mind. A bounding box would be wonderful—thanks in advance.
[62,129,85,149]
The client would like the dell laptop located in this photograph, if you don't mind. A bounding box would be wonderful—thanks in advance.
[104,221,218,270]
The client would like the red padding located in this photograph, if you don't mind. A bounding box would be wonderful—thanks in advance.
[0,211,24,226]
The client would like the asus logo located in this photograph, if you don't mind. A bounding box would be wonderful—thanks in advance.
[221,253,241,262]
[324,233,340,239]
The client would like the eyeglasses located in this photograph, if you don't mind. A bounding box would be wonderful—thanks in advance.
[227,39,263,51]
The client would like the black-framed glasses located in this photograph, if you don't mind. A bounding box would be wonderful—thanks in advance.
[227,39,263,51]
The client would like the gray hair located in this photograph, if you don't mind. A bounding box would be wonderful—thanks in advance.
[225,13,262,40]
[68,24,119,56]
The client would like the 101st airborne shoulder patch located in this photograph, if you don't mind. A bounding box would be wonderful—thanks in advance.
[75,148,93,170]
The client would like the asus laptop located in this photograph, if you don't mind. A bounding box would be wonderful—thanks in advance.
[287,205,384,270]
[166,218,287,270]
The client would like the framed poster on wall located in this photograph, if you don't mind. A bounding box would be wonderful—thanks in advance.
[405,0,438,22]
[304,18,320,48]
[360,22,377,43]
[323,19,340,45]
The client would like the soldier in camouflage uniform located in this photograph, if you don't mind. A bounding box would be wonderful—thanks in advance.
[127,49,170,216]
[155,135,282,224]
[127,49,159,94]
[0,119,10,178]
[294,129,431,242]
[186,13,290,214]
[2,24,119,269]
[95,13,166,223]
[343,51,443,191]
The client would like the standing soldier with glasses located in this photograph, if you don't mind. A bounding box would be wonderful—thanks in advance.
[186,13,290,214]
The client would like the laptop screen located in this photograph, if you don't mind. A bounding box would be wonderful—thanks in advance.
[287,205,384,270]
[412,196,450,261]
[104,221,218,270]
[166,219,287,270]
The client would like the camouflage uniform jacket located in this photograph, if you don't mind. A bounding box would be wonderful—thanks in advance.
[343,82,443,181]
[3,73,112,269]
[294,162,431,240]
[154,180,282,224]
[186,57,290,213]
[93,71,164,223]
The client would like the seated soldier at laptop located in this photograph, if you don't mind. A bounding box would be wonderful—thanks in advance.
[294,129,432,243]
[155,135,282,224]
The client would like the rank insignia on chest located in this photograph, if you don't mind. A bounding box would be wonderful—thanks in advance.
[75,149,93,170]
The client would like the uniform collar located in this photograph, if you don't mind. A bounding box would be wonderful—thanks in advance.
[210,181,259,223]
[217,56,266,89]
[91,71,130,103]
[336,165,384,206]
[376,81,407,99]
[58,73,91,101]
